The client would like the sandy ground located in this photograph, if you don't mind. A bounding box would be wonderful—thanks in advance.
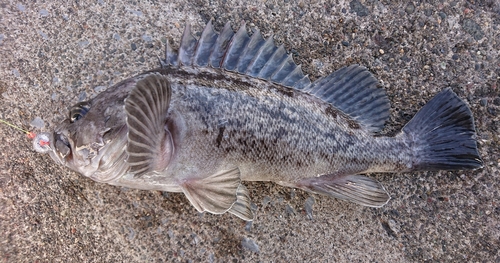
[1,0,499,262]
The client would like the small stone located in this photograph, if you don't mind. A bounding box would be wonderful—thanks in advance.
[262,196,271,208]
[78,40,90,48]
[17,4,26,12]
[142,35,152,42]
[388,219,400,234]
[127,227,135,240]
[241,237,259,253]
[30,117,45,129]
[131,43,137,50]
[405,3,415,14]
[461,19,484,40]
[94,86,106,93]
[39,9,49,17]
[78,91,87,101]
[304,196,315,220]
[285,204,296,216]
[349,0,369,17]
[341,41,350,46]
[379,49,385,54]
[480,98,488,106]
[245,221,253,232]
[129,10,143,16]
[38,31,49,40]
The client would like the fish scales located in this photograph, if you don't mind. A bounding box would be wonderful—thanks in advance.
[161,67,410,183]
[36,21,482,221]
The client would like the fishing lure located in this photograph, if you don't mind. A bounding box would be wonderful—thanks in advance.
[0,118,50,151]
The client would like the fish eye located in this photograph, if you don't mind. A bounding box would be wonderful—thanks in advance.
[69,102,91,123]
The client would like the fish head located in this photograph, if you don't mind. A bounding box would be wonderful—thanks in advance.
[44,79,137,181]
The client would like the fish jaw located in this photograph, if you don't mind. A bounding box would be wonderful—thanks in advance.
[48,119,130,182]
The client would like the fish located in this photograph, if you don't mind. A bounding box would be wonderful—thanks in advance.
[35,21,483,221]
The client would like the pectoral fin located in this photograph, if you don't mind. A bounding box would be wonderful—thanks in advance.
[124,73,173,177]
[298,174,390,207]
[181,168,242,214]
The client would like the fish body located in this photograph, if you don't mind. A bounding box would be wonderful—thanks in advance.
[37,22,482,221]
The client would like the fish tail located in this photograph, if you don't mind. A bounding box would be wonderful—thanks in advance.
[403,88,483,171]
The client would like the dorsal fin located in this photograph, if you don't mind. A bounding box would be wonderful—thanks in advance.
[162,21,310,89]
[162,22,389,132]
[304,65,390,132]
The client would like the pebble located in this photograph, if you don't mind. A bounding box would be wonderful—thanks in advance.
[94,86,106,93]
[78,40,90,48]
[142,35,152,42]
[12,69,20,77]
[388,219,401,234]
[78,91,87,101]
[262,196,271,206]
[17,4,25,12]
[405,3,415,14]
[285,204,296,216]
[304,196,315,220]
[241,237,259,253]
[350,0,369,17]
[129,10,143,16]
[30,117,45,129]
[39,9,49,17]
[245,221,253,232]
[462,19,485,40]
[127,227,136,240]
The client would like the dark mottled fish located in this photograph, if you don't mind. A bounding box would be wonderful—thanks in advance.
[35,21,482,221]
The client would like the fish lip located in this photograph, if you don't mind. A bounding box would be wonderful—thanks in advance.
[49,131,72,165]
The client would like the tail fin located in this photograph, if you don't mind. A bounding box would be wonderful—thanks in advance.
[403,88,482,171]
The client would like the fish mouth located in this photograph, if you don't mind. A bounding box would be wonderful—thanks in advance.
[48,125,129,182]
[48,132,73,165]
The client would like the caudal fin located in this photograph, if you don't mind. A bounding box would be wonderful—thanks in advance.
[403,88,482,171]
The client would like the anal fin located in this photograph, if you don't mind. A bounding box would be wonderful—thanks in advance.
[181,168,242,214]
[298,174,390,207]
[228,184,254,221]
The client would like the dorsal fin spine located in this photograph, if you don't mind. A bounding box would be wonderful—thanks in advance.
[246,35,276,77]
[209,22,234,68]
[221,23,250,70]
[258,44,287,79]
[270,54,295,82]
[236,29,264,73]
[282,64,304,86]
[194,20,218,67]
